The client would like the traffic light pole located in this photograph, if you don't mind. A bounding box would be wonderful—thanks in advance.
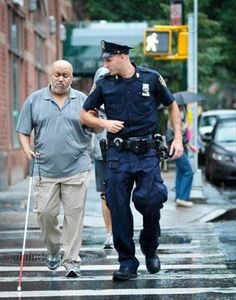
[188,2,205,201]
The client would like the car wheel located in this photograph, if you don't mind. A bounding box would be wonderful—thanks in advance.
[208,167,221,186]
[205,157,211,181]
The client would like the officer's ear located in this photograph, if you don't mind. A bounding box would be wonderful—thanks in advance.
[120,54,127,62]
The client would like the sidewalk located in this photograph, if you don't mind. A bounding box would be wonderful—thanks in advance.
[0,165,234,231]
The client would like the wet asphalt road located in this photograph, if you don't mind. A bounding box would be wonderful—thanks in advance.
[0,167,235,299]
[0,222,236,299]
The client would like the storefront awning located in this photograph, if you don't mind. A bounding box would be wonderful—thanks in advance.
[63,21,148,76]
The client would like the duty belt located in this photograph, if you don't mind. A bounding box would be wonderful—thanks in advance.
[105,134,170,159]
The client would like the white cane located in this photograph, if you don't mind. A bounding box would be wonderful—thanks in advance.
[17,158,35,291]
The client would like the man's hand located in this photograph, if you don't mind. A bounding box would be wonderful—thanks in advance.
[18,133,40,161]
[188,144,199,153]
[24,149,40,161]
[169,138,183,160]
[102,119,124,133]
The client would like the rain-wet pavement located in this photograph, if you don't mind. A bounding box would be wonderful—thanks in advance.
[0,165,236,299]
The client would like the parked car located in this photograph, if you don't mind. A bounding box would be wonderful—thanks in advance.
[204,116,236,184]
[198,109,236,161]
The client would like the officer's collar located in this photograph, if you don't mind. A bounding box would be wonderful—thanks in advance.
[132,63,140,78]
[114,63,140,80]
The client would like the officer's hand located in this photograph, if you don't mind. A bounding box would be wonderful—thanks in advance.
[169,139,183,160]
[103,119,124,133]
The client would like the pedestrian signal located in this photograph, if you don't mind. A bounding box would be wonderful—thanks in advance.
[144,25,188,61]
[144,30,171,55]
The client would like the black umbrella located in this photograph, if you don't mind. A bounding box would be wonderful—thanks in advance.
[173,91,205,105]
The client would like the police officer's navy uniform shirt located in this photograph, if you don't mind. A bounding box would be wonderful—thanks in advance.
[16,86,92,177]
[83,65,175,139]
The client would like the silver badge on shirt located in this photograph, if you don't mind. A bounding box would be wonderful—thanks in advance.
[142,83,150,96]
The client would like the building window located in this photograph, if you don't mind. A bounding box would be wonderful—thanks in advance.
[35,33,45,88]
[33,0,47,36]
[8,10,23,149]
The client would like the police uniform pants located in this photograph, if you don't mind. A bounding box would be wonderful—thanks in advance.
[33,171,91,265]
[106,148,167,270]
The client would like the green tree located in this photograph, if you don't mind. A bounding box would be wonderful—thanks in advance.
[71,0,236,108]
[78,0,170,21]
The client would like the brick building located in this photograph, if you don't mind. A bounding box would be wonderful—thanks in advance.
[0,0,75,190]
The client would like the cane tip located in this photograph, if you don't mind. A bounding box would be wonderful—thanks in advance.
[17,285,21,291]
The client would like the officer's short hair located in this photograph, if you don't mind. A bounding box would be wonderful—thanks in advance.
[101,40,133,58]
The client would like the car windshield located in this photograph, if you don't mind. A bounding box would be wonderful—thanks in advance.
[200,116,217,127]
[215,121,236,143]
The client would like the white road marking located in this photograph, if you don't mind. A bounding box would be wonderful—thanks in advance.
[0,264,227,272]
[0,273,235,282]
[106,253,224,259]
[0,243,218,253]
[1,287,236,298]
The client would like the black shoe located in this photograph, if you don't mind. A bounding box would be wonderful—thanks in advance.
[139,230,161,274]
[113,266,138,281]
[145,253,161,274]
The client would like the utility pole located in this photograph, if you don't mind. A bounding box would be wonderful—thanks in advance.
[188,0,205,200]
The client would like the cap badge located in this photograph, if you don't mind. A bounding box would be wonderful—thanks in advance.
[101,41,105,49]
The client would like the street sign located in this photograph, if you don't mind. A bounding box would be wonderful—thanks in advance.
[171,3,182,25]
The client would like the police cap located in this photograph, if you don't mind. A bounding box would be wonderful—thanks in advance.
[101,40,133,58]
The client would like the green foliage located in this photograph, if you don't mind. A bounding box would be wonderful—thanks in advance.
[84,0,170,21]
[197,13,227,94]
[71,0,236,108]
[198,0,236,107]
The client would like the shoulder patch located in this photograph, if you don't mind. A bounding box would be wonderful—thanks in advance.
[89,83,96,95]
[158,75,167,87]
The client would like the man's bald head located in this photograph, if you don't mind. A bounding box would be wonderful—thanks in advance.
[49,60,73,96]
[50,60,73,75]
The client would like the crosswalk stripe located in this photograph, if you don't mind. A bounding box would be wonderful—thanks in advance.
[0,224,233,299]
[1,287,236,298]
[0,264,227,272]
[0,243,220,253]
[0,250,223,259]
[106,253,224,259]
[0,273,235,282]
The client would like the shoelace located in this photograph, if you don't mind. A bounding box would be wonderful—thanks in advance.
[47,254,60,261]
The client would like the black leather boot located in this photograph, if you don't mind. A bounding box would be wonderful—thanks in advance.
[113,266,138,281]
[145,253,161,274]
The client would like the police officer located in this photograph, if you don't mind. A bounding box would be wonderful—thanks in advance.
[80,40,183,281]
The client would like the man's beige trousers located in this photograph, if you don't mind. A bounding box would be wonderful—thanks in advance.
[33,171,91,264]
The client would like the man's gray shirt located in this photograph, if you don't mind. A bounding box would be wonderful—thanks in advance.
[16,86,92,178]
